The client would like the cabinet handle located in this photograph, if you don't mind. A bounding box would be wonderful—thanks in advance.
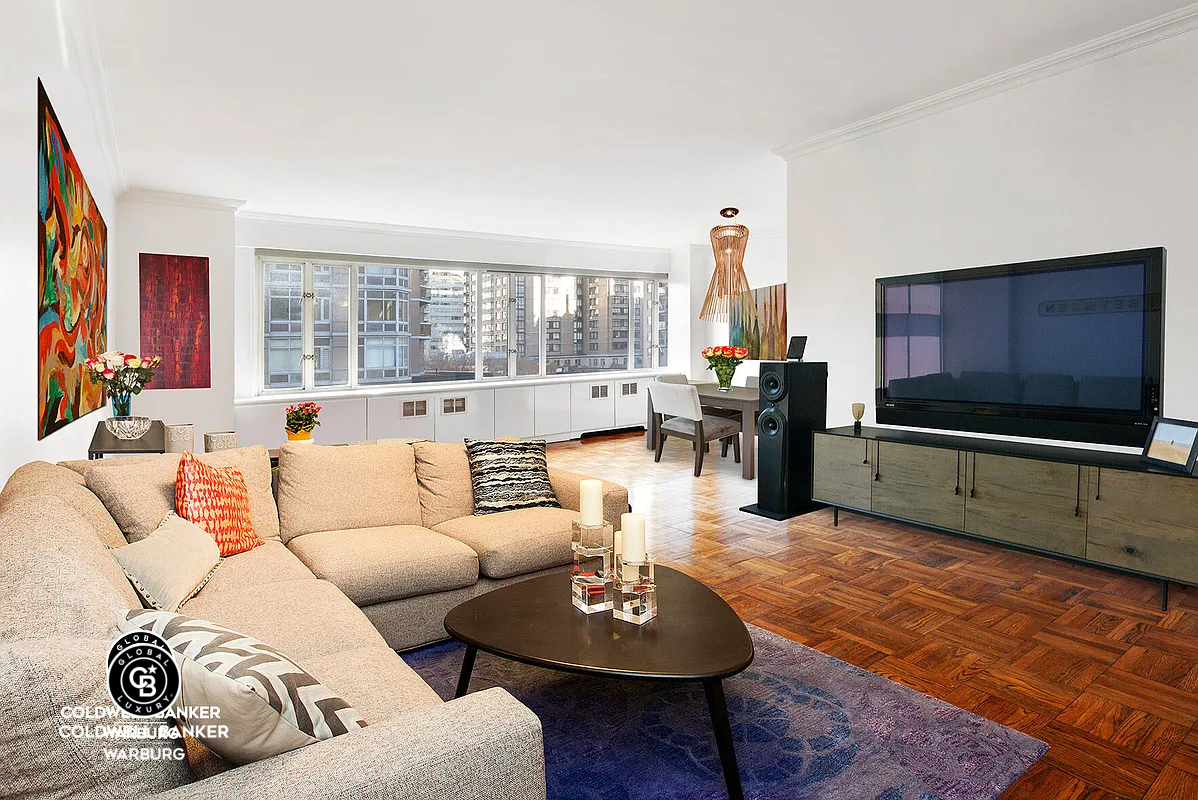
[1123,545,1138,556]
[955,452,961,496]
[863,440,869,465]
[969,452,977,498]
[1095,467,1101,500]
[1075,465,1081,517]
[874,445,880,481]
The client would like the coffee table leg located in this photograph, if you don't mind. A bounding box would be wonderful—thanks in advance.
[455,644,477,699]
[703,678,743,800]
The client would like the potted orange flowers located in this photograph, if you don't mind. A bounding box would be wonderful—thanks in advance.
[701,346,749,391]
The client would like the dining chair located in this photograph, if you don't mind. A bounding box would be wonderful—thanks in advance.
[647,382,741,477]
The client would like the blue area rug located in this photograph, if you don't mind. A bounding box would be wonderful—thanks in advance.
[403,625,1047,800]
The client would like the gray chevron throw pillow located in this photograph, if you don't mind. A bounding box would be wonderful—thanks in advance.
[120,609,366,765]
[464,439,561,515]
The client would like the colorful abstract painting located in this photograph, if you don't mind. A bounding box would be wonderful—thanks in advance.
[38,80,107,439]
[139,253,211,389]
[729,282,787,360]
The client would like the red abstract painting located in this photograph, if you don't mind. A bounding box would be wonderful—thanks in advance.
[139,253,211,389]
[38,80,108,439]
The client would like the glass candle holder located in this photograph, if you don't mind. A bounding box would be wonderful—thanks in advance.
[612,555,656,625]
[571,520,614,614]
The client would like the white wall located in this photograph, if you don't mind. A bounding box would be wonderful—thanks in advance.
[233,213,673,399]
[114,194,239,438]
[0,0,120,482]
[786,28,1198,432]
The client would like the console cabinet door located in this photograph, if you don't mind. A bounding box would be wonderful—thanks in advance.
[871,442,965,530]
[1087,468,1198,584]
[964,453,1087,557]
[812,433,873,511]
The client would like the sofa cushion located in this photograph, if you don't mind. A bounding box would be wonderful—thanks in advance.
[287,525,479,606]
[182,579,387,663]
[75,447,280,543]
[0,461,127,549]
[0,499,140,641]
[276,442,421,543]
[176,452,262,556]
[122,610,367,766]
[301,645,443,724]
[200,541,316,596]
[432,506,579,579]
[0,638,190,799]
[112,513,222,612]
[412,440,475,527]
[465,439,560,515]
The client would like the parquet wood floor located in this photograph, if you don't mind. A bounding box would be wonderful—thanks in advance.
[547,430,1198,799]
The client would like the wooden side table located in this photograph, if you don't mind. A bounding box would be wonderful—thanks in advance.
[87,420,167,459]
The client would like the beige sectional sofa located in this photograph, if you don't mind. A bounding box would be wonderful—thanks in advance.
[0,441,628,799]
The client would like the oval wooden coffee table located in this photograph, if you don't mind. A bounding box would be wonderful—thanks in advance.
[444,564,754,799]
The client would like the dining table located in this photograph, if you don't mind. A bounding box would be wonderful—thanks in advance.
[646,382,758,480]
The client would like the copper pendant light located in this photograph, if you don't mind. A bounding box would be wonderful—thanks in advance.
[700,207,753,322]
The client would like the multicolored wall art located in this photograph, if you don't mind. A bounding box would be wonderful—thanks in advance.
[38,80,108,440]
[729,282,787,361]
[139,253,212,389]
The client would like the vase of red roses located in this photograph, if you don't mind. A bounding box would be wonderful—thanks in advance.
[284,402,322,443]
[701,346,749,391]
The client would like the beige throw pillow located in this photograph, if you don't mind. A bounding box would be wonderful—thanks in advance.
[120,610,367,765]
[412,440,475,527]
[82,448,281,543]
[111,514,221,612]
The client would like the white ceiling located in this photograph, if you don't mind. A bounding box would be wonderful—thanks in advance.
[94,1,1192,248]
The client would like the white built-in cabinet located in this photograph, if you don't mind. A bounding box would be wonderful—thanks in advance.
[533,384,573,436]
[614,380,648,427]
[570,381,616,433]
[494,387,536,439]
[365,394,435,441]
[233,375,661,449]
[433,390,495,442]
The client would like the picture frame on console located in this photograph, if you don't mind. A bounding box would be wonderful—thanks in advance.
[1141,417,1198,474]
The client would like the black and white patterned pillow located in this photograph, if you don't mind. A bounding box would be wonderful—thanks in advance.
[464,439,561,516]
[120,609,366,765]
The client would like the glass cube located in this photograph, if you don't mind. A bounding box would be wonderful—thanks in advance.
[571,520,614,614]
[612,557,656,625]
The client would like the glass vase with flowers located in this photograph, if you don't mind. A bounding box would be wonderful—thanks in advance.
[700,346,749,391]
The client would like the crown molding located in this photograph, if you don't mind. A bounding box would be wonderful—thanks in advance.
[235,211,673,255]
[63,0,127,193]
[120,188,247,211]
[773,3,1198,161]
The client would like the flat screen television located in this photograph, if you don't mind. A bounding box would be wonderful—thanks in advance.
[875,248,1165,447]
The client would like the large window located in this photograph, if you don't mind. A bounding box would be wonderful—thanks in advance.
[261,256,667,392]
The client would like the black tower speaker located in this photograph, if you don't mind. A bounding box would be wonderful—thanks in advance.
[742,361,828,520]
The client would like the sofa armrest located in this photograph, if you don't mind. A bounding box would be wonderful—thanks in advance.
[150,688,545,800]
[549,468,630,530]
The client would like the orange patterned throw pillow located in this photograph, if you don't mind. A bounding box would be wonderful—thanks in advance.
[176,452,262,556]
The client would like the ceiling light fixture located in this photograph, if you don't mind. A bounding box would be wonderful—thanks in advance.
[699,207,753,322]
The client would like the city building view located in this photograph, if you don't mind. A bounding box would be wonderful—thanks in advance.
[263,261,667,390]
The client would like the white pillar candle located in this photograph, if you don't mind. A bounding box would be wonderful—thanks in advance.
[621,513,646,562]
[613,530,623,557]
[579,479,604,526]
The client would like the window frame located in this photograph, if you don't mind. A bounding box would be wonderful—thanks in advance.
[256,254,668,396]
